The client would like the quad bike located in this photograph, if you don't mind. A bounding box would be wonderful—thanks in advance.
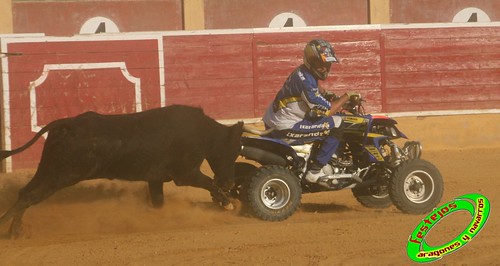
[234,95,444,221]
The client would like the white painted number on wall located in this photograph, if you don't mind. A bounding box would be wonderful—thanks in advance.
[80,17,120,34]
[453,7,491,22]
[269,12,306,28]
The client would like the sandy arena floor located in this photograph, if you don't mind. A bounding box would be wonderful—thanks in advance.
[0,148,498,265]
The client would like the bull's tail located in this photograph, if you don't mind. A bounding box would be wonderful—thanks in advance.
[0,120,63,160]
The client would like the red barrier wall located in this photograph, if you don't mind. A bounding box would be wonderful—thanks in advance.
[1,34,164,171]
[1,24,500,171]
[11,0,369,36]
[390,0,500,23]
[162,28,383,119]
[13,0,182,36]
[382,25,500,112]
[204,0,368,29]
[10,0,500,37]
[163,33,254,119]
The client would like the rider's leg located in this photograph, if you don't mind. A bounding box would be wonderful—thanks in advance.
[312,136,340,166]
[264,116,344,183]
[305,116,344,183]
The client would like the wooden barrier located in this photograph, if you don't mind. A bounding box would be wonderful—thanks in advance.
[1,23,499,171]
[382,25,500,112]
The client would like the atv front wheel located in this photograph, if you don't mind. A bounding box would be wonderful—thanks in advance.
[241,165,302,221]
[389,159,443,214]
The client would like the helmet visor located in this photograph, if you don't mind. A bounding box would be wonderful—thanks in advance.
[319,45,338,64]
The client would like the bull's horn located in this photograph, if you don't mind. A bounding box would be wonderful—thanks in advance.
[242,125,274,136]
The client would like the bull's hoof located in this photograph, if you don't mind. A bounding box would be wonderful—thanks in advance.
[211,196,235,211]
[222,202,234,211]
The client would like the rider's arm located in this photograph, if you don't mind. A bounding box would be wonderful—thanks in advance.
[327,92,361,115]
[299,76,331,116]
[327,94,349,116]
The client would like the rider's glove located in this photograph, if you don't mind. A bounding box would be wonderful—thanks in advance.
[323,91,337,102]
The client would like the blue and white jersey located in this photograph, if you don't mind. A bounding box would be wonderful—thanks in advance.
[263,65,331,130]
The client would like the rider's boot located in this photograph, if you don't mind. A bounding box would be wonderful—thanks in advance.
[305,162,326,183]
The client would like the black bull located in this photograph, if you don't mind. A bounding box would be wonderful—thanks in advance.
[0,105,243,238]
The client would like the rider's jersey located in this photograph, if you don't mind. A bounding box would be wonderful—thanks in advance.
[263,65,331,130]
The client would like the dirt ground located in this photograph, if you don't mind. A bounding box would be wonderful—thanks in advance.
[0,148,498,265]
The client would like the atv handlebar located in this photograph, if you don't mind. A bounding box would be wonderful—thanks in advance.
[340,94,365,116]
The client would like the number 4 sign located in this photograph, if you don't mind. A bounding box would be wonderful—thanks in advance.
[453,7,491,23]
[80,17,120,34]
[269,12,306,28]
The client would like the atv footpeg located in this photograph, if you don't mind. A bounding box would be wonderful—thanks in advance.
[317,177,340,188]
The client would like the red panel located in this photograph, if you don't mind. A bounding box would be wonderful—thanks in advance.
[385,54,500,72]
[384,37,500,56]
[13,0,182,36]
[5,37,162,170]
[383,27,500,112]
[163,34,254,119]
[204,0,368,29]
[35,68,137,125]
[165,78,255,119]
[385,85,500,112]
[384,27,500,41]
[390,0,500,23]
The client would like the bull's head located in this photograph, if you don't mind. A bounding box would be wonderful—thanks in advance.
[209,121,244,191]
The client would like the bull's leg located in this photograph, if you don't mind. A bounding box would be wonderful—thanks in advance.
[0,203,25,229]
[8,210,30,239]
[148,181,164,208]
[0,176,43,238]
[0,183,60,239]
[173,170,233,210]
[0,199,42,239]
[0,204,27,239]
[0,170,79,239]
[206,157,236,192]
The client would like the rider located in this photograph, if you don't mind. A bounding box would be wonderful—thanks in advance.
[262,38,359,185]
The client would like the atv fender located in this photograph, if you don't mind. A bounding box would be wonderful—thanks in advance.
[240,136,302,167]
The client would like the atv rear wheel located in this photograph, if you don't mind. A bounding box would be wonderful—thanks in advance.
[241,165,301,221]
[352,184,392,209]
[389,159,443,214]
